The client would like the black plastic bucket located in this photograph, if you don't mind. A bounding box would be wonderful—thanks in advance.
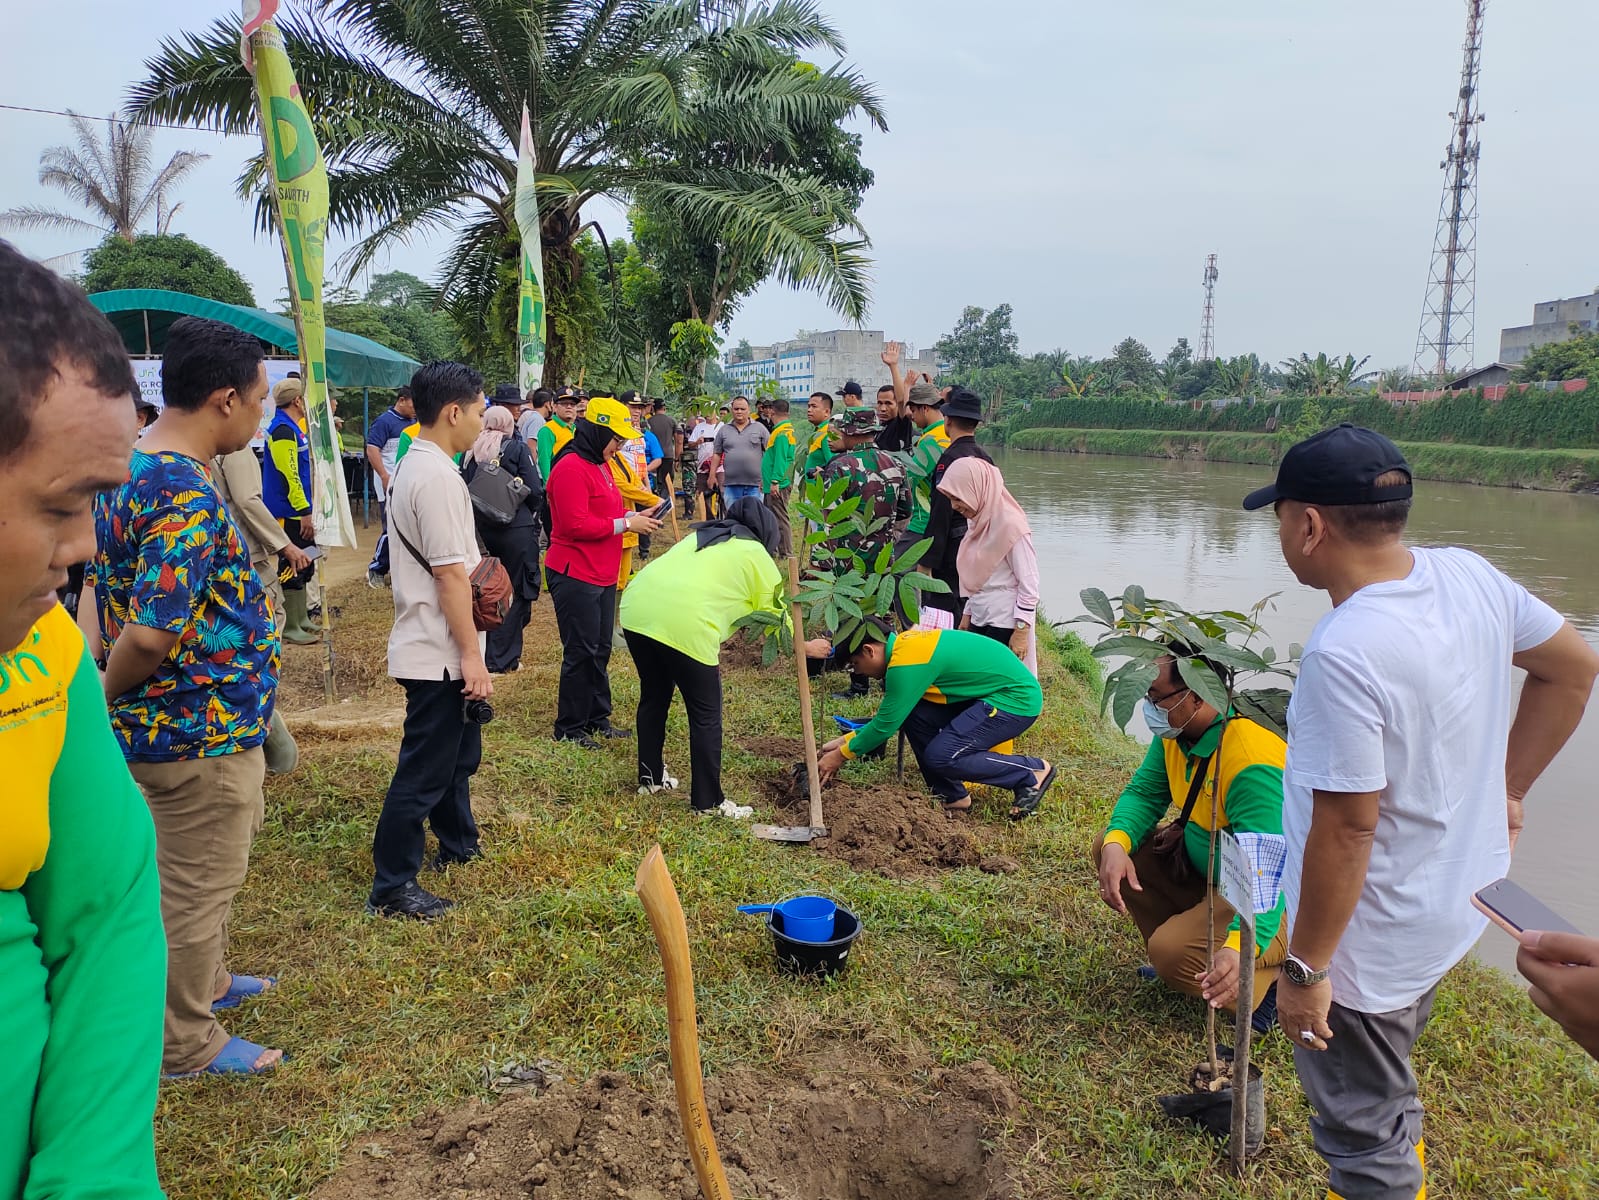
[766,903,861,977]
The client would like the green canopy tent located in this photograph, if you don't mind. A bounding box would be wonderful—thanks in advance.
[89,288,423,523]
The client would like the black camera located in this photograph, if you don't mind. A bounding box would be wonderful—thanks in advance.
[462,696,494,725]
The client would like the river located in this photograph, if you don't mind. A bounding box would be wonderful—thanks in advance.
[993,447,1599,974]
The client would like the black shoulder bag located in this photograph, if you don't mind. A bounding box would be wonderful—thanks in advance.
[1145,752,1214,888]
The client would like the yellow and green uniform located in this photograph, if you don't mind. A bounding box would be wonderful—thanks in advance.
[537,415,574,479]
[803,421,835,476]
[839,628,1042,760]
[762,419,798,492]
[905,420,951,535]
[1102,715,1287,955]
[395,423,463,466]
[1,606,165,1197]
[620,535,786,663]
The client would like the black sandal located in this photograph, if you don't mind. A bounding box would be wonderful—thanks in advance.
[1009,763,1056,821]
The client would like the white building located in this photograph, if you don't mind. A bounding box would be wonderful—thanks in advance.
[723,329,945,402]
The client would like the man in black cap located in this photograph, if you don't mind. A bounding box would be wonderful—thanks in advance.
[835,379,863,407]
[922,385,993,624]
[1243,424,1599,1200]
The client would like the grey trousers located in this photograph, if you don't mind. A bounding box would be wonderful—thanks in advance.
[1293,986,1437,1200]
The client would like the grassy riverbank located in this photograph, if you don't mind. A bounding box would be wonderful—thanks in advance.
[1008,428,1599,492]
[157,551,1599,1199]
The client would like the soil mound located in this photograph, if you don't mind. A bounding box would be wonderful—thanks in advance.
[765,777,981,877]
[311,1062,1015,1200]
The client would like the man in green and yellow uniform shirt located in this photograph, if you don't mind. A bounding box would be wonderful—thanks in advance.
[802,390,835,477]
[1093,647,1287,1028]
[761,396,798,557]
[816,621,1057,820]
[536,388,578,479]
[0,241,165,1197]
[903,381,952,538]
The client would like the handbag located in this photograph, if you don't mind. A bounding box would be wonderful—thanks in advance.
[1144,751,1214,888]
[389,493,513,632]
[465,456,530,528]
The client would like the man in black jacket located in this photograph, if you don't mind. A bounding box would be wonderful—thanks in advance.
[922,387,993,624]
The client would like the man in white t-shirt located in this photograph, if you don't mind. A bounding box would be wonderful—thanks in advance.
[1243,424,1599,1200]
[369,361,492,922]
[685,410,723,516]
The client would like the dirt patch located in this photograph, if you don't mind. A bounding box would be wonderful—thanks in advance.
[311,1061,1015,1200]
[764,776,981,878]
[739,735,805,761]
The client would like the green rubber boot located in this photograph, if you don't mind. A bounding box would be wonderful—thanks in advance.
[283,590,321,645]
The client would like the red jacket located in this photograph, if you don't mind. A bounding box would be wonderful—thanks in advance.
[546,452,625,586]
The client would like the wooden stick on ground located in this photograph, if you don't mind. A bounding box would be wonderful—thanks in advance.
[789,556,824,832]
[634,846,733,1200]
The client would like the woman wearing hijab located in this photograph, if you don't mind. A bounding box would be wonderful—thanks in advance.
[936,457,1040,675]
[545,398,662,748]
[619,498,787,819]
[462,403,544,673]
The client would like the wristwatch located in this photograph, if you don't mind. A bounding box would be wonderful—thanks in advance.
[1014,619,1028,630]
[1282,953,1329,987]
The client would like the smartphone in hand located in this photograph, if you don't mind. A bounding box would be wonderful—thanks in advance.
[1473,878,1583,937]
[643,499,671,520]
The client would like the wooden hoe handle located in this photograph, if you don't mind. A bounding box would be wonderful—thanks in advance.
[788,556,824,830]
[634,846,733,1200]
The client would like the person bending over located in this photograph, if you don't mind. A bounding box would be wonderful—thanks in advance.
[816,622,1056,820]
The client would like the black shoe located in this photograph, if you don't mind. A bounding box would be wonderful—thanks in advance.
[1251,981,1279,1035]
[1136,964,1159,982]
[1009,762,1057,821]
[591,724,633,739]
[366,880,453,920]
[556,734,602,750]
[830,688,870,701]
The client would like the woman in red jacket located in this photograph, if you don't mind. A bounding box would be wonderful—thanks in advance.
[545,398,662,748]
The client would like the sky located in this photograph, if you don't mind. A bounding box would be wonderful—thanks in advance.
[3,0,1595,371]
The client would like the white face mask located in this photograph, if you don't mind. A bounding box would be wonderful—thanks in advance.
[1142,697,1186,740]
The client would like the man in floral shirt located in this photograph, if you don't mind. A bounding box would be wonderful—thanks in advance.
[90,316,283,1077]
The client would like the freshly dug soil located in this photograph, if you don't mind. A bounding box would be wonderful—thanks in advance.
[763,776,981,878]
[739,735,806,761]
[311,1061,1016,1200]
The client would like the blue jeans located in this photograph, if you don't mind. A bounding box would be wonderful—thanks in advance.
[901,698,1043,803]
[722,483,762,505]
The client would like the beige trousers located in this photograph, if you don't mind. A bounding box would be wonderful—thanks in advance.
[130,747,266,1073]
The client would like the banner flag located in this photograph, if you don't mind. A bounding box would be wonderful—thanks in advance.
[515,105,547,394]
[243,0,356,548]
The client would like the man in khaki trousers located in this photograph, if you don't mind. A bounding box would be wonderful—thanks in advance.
[91,316,285,1076]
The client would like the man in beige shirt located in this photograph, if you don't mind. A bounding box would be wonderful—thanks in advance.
[368,361,490,920]
[212,447,311,636]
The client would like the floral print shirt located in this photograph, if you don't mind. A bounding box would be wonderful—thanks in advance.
[91,450,278,762]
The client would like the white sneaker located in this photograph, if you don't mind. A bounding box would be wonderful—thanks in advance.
[638,769,681,796]
[698,799,754,821]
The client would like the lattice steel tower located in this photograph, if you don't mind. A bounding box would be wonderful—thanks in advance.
[1199,253,1219,362]
[1413,0,1487,381]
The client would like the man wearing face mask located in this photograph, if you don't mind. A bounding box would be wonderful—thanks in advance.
[1091,646,1289,1033]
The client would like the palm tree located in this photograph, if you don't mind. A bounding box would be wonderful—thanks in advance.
[0,112,208,243]
[128,0,885,383]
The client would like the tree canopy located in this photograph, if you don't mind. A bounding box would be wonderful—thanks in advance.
[1515,331,1599,383]
[82,233,254,306]
[129,0,886,385]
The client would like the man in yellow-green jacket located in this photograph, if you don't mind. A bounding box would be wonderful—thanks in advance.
[261,376,320,641]
[1093,646,1288,1029]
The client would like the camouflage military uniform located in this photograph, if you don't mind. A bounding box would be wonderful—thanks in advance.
[815,437,909,572]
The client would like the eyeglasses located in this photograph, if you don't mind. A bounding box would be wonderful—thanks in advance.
[1145,686,1191,708]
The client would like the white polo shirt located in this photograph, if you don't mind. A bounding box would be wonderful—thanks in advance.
[1282,547,1564,1013]
[386,437,483,681]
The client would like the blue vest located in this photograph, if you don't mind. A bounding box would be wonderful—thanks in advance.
[262,408,313,519]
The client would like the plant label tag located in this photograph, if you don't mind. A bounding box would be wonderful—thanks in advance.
[1219,831,1255,929]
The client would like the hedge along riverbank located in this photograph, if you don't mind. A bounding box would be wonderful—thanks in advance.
[1008,385,1599,450]
[1008,428,1599,492]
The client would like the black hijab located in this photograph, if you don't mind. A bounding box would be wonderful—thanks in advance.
[693,496,781,556]
[570,417,618,465]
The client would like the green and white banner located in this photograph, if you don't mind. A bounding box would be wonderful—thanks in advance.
[515,105,547,394]
[243,0,355,548]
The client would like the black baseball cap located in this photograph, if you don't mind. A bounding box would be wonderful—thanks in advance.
[1242,424,1413,511]
[836,380,863,398]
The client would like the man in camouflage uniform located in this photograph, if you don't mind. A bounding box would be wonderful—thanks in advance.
[808,408,910,699]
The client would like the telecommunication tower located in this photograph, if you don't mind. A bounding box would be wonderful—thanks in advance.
[1199,254,1219,362]
[1413,0,1487,381]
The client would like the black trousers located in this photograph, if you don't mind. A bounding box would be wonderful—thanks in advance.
[480,519,541,673]
[278,516,316,591]
[901,698,1043,803]
[371,673,482,899]
[547,567,616,739]
[654,460,675,500]
[969,623,1013,646]
[624,630,723,811]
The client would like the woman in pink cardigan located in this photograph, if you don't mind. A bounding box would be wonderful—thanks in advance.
[936,457,1040,675]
